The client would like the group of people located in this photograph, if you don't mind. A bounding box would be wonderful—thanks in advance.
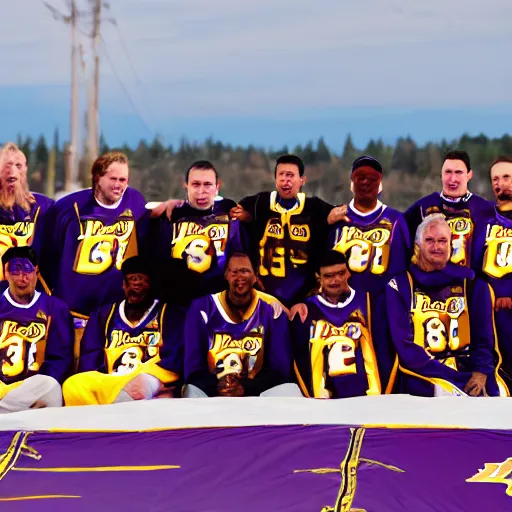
[0,140,511,413]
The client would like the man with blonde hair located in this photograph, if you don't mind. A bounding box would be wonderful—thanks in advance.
[386,214,506,397]
[0,142,54,280]
[41,152,146,362]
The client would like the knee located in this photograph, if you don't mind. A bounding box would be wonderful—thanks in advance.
[31,375,63,408]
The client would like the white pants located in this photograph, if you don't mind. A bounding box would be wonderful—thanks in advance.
[0,375,62,414]
[183,383,303,398]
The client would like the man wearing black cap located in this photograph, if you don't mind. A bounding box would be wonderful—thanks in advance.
[325,156,409,392]
[328,155,410,294]
[63,256,185,405]
[0,246,74,413]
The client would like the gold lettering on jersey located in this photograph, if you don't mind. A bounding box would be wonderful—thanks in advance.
[466,457,512,496]
[259,218,311,278]
[0,321,47,378]
[74,219,136,275]
[309,316,380,398]
[333,225,391,275]
[0,221,36,280]
[483,224,512,278]
[171,221,229,273]
[106,329,161,375]
[411,293,469,354]
[446,217,473,266]
[208,332,264,379]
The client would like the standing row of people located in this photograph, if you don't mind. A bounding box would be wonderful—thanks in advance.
[0,141,511,412]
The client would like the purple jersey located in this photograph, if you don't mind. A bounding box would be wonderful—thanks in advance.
[41,188,146,317]
[149,199,243,299]
[184,290,293,396]
[329,200,410,294]
[473,208,512,391]
[78,299,184,384]
[386,263,501,396]
[0,193,54,280]
[404,192,494,269]
[0,289,74,385]
[292,290,381,398]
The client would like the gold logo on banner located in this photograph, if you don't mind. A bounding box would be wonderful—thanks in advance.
[0,431,180,502]
[466,457,512,496]
[293,427,405,511]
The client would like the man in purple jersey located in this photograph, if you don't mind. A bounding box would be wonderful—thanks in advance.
[147,160,243,305]
[40,152,147,363]
[404,149,494,269]
[0,142,54,281]
[292,250,382,398]
[0,247,74,413]
[63,256,184,405]
[386,214,505,397]
[328,155,410,294]
[183,252,299,397]
[473,156,512,393]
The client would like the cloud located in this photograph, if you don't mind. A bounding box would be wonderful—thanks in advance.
[2,0,512,124]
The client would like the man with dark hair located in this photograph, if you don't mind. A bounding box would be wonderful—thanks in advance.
[404,149,494,269]
[0,246,74,413]
[292,250,382,398]
[230,154,333,307]
[183,252,298,397]
[40,151,147,364]
[473,156,512,393]
[0,142,54,281]
[386,215,506,397]
[63,256,184,405]
[147,160,243,303]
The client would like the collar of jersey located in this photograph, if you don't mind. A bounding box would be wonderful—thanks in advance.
[270,191,306,215]
[214,290,259,324]
[317,287,356,308]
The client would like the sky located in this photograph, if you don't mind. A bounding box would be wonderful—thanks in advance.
[2,0,512,151]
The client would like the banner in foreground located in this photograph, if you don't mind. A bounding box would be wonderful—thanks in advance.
[0,425,511,511]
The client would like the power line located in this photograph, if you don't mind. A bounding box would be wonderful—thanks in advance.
[99,36,156,138]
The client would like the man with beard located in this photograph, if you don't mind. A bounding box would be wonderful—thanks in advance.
[147,160,243,304]
[183,252,298,397]
[40,152,147,363]
[63,256,184,405]
[404,150,494,269]
[386,214,506,397]
[292,251,382,398]
[473,156,512,393]
[0,142,54,281]
[0,247,74,413]
[230,155,333,308]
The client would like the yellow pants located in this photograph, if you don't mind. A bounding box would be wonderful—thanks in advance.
[63,364,179,406]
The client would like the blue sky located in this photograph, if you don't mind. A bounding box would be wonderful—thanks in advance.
[2,0,512,151]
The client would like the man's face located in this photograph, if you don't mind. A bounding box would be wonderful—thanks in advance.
[0,151,26,194]
[319,263,350,298]
[186,168,219,210]
[419,223,451,270]
[275,163,304,200]
[225,255,256,297]
[491,162,512,203]
[441,159,472,198]
[351,167,381,200]
[96,162,129,204]
[122,273,151,304]
[5,258,38,300]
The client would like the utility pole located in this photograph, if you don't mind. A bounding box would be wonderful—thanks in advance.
[43,0,82,193]
[86,0,102,166]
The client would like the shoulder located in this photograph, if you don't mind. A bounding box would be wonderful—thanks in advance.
[386,272,410,294]
[44,294,72,316]
[405,193,438,213]
[256,291,286,319]
[32,193,55,210]
[216,198,237,211]
[382,205,404,221]
[123,188,146,215]
[469,194,495,213]
[54,189,92,213]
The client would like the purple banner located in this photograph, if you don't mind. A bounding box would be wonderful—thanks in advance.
[0,425,511,511]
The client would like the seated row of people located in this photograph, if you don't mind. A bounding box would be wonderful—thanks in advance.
[0,211,507,413]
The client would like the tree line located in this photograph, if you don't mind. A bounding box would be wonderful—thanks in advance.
[11,131,512,211]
